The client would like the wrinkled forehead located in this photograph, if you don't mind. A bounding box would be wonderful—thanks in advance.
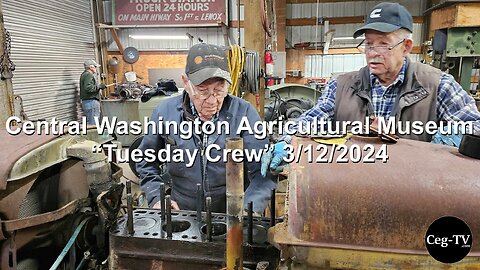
[196,77,227,88]
[364,30,398,42]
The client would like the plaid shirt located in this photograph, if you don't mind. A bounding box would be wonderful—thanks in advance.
[370,59,407,118]
[284,58,480,141]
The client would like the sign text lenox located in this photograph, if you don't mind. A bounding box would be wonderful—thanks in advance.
[114,0,227,26]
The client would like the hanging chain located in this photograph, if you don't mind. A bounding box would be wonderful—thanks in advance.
[1,27,15,80]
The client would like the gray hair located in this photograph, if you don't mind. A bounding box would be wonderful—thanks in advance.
[394,28,413,41]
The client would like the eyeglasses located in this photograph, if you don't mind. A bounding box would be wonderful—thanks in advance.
[357,38,405,54]
[188,81,228,101]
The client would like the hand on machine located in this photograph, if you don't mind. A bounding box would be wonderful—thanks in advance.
[260,141,288,177]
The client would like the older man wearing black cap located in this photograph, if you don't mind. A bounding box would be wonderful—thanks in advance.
[136,43,276,214]
[261,2,480,176]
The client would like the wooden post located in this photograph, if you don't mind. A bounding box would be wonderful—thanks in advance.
[276,0,287,52]
[93,0,112,95]
[244,0,265,119]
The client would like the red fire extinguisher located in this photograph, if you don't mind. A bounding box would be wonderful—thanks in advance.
[265,50,274,86]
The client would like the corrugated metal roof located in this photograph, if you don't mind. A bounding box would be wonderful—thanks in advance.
[288,0,425,18]
[229,0,245,21]
[287,23,424,47]
[305,54,423,78]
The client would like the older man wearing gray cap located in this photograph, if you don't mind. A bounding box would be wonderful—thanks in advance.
[136,43,276,214]
[262,2,480,176]
[79,59,106,125]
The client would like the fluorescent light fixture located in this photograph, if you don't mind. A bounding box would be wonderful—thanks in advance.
[332,36,364,41]
[129,35,190,40]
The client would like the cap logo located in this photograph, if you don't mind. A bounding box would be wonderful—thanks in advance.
[370,8,382,18]
[194,56,203,64]
[204,54,225,62]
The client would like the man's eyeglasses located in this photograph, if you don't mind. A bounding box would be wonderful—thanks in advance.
[188,81,228,101]
[356,38,406,54]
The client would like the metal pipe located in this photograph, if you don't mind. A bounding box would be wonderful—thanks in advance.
[75,257,86,270]
[247,201,253,245]
[225,137,244,270]
[237,0,241,45]
[166,195,172,239]
[160,183,165,221]
[66,140,113,198]
[196,183,202,222]
[49,218,89,270]
[126,179,132,194]
[206,196,212,242]
[119,88,132,98]
[270,188,276,227]
[126,180,134,235]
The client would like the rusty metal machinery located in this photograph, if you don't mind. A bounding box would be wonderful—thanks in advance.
[270,135,480,269]
[109,208,280,269]
[0,130,124,269]
[110,137,280,269]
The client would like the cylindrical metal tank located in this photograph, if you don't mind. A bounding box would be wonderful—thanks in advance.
[270,135,480,269]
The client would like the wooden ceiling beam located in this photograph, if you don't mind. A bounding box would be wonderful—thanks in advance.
[287,46,422,55]
[231,16,423,27]
[288,0,365,3]
[287,16,424,26]
[110,28,124,55]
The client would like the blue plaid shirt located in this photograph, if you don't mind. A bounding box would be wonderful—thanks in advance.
[284,58,480,141]
[370,59,407,118]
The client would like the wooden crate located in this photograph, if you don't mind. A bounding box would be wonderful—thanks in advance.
[431,3,480,30]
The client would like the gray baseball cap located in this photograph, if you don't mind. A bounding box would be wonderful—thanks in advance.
[185,43,232,85]
[84,59,100,68]
[353,2,413,38]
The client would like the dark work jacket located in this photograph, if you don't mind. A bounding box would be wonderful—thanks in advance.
[136,92,276,213]
[79,71,99,100]
[335,57,442,142]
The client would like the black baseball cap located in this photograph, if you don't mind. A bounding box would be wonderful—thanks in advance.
[185,43,232,85]
[353,2,413,38]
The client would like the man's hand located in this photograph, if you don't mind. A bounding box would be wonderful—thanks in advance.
[152,199,180,210]
[98,83,106,90]
[261,141,288,177]
[432,126,463,147]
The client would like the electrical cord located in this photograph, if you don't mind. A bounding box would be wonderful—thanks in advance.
[228,44,245,96]
[267,90,281,121]
[261,0,272,37]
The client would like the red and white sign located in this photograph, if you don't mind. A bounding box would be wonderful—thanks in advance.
[113,0,227,26]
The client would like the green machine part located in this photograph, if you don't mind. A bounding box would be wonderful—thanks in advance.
[446,27,480,91]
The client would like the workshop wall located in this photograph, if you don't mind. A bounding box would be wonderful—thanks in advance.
[106,51,187,91]
[285,0,427,83]
[102,0,240,92]
[103,0,243,50]
[286,1,426,46]
[103,0,428,87]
